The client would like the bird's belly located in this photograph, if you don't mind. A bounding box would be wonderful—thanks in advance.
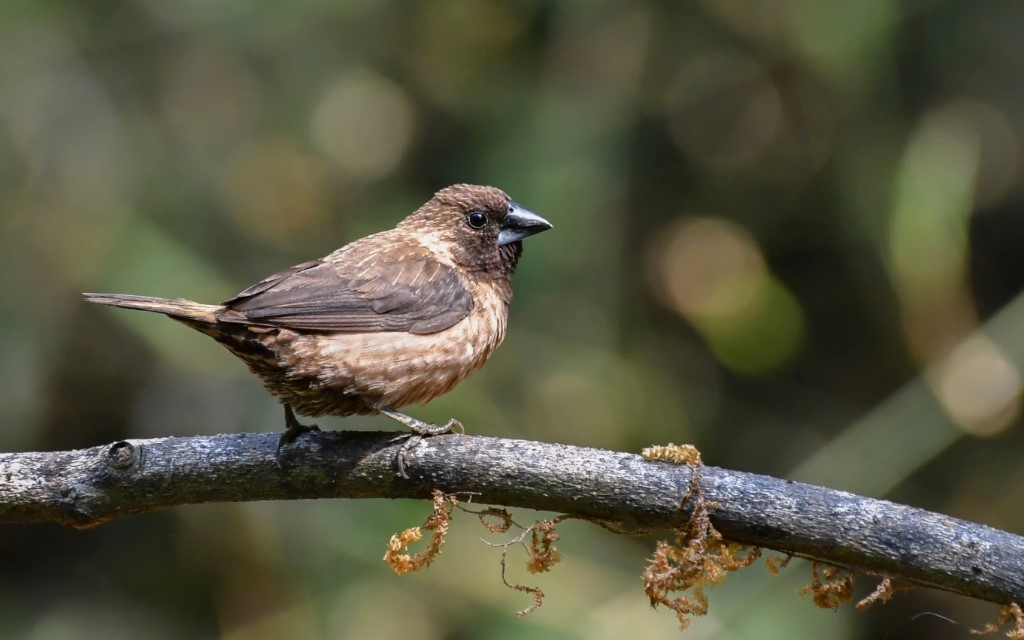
[273,298,507,415]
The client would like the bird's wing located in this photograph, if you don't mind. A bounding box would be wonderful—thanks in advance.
[220,244,474,334]
[227,259,325,300]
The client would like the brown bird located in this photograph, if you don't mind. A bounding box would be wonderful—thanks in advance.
[85,184,552,474]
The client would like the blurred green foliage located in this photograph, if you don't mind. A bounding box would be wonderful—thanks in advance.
[2,1,1024,638]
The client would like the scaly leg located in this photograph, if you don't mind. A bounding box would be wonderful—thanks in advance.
[379,409,463,478]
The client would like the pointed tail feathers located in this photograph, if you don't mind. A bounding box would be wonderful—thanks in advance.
[83,293,220,324]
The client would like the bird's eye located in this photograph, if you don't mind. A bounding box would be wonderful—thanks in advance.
[466,211,488,229]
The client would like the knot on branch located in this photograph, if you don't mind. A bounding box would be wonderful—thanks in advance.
[107,441,138,470]
[57,442,144,529]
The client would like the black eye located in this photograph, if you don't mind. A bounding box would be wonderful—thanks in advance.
[466,211,488,229]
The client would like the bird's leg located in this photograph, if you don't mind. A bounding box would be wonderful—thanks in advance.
[379,409,464,436]
[378,408,463,478]
[276,404,320,466]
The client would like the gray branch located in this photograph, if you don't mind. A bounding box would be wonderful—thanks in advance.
[1,431,1021,606]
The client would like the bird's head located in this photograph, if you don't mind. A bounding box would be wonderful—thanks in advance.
[399,184,552,278]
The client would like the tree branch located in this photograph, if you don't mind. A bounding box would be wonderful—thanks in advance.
[1,431,1021,607]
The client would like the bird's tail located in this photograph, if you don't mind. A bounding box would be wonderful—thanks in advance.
[83,293,220,324]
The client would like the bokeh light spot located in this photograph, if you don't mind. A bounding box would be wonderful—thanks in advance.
[655,217,767,321]
[933,336,1021,437]
[648,217,804,373]
[889,102,982,362]
[310,70,415,181]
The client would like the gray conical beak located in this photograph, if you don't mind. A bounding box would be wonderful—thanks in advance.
[498,203,553,246]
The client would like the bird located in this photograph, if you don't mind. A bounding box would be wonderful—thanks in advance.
[84,184,552,475]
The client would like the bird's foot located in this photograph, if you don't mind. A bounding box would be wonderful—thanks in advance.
[276,405,320,467]
[379,409,463,478]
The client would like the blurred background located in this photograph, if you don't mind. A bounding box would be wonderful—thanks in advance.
[2,0,1023,638]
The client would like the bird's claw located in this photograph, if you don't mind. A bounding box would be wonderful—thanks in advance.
[443,418,465,436]
[276,406,319,468]
[380,411,463,478]
[409,417,461,437]
[396,434,422,479]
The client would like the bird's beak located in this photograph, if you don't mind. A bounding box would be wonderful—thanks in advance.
[498,203,553,246]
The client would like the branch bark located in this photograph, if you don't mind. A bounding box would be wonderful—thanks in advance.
[1,430,1021,606]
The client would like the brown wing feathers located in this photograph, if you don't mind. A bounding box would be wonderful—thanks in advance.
[221,249,474,335]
